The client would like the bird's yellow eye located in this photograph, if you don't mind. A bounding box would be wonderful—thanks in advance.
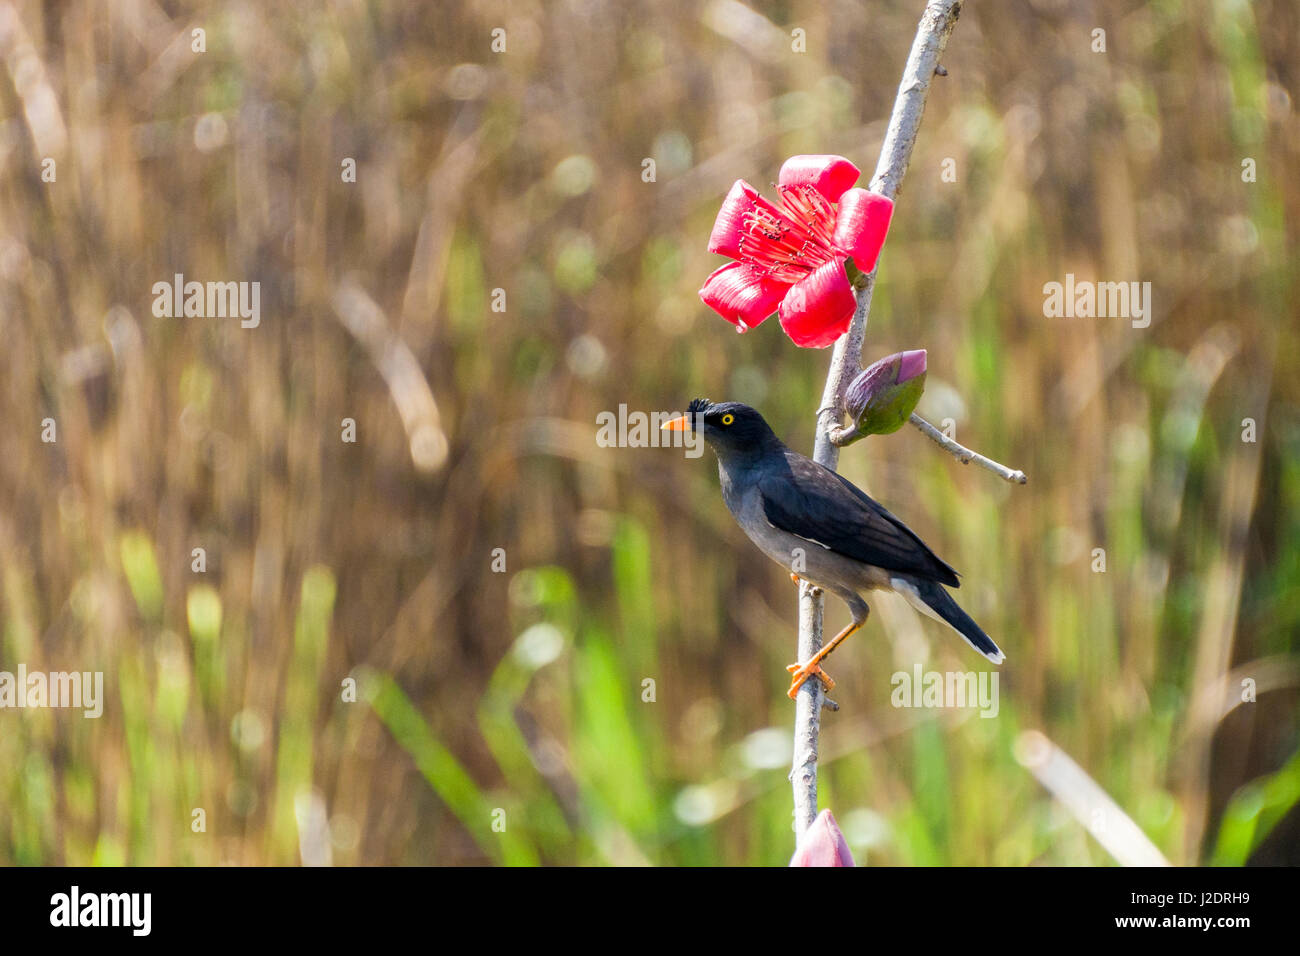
[721,413,734,426]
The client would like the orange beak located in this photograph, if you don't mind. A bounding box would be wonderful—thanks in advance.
[660,415,692,432]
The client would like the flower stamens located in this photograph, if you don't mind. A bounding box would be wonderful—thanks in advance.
[736,185,842,281]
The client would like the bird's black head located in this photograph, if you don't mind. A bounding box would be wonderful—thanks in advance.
[680,398,781,461]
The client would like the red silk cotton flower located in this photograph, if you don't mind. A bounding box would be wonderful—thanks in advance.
[699,155,894,348]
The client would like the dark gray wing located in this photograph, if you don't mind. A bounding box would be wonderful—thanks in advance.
[756,450,959,586]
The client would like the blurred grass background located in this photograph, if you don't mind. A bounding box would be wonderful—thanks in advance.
[1,0,1297,865]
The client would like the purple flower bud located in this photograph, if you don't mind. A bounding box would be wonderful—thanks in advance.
[789,809,856,867]
[844,349,927,437]
[897,348,926,383]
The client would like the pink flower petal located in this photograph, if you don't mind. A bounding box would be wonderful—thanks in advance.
[778,155,862,204]
[699,261,788,330]
[832,188,894,273]
[778,260,856,348]
[707,179,790,260]
[789,809,856,867]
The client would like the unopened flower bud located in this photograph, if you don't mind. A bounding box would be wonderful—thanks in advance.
[844,349,927,437]
[789,809,855,867]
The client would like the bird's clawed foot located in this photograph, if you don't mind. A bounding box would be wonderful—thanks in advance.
[786,660,835,698]
[790,572,821,596]
[784,618,864,700]
[787,572,836,696]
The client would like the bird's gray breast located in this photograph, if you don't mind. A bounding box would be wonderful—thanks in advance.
[728,482,804,567]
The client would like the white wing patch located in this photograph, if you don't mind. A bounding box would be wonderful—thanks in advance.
[762,515,832,550]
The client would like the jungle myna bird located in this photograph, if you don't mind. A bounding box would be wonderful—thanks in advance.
[663,399,1004,698]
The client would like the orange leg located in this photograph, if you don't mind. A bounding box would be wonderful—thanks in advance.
[786,619,863,699]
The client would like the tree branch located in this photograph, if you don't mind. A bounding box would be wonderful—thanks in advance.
[791,0,964,839]
[826,407,1028,486]
[907,413,1027,484]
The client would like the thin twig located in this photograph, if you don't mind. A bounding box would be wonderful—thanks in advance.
[907,413,1027,484]
[791,0,964,839]
[827,413,1029,488]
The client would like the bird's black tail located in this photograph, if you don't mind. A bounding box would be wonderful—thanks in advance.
[891,576,1005,664]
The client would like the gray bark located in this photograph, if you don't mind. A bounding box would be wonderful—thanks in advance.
[791,0,964,839]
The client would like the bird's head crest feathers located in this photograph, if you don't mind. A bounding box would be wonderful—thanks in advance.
[687,397,712,416]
